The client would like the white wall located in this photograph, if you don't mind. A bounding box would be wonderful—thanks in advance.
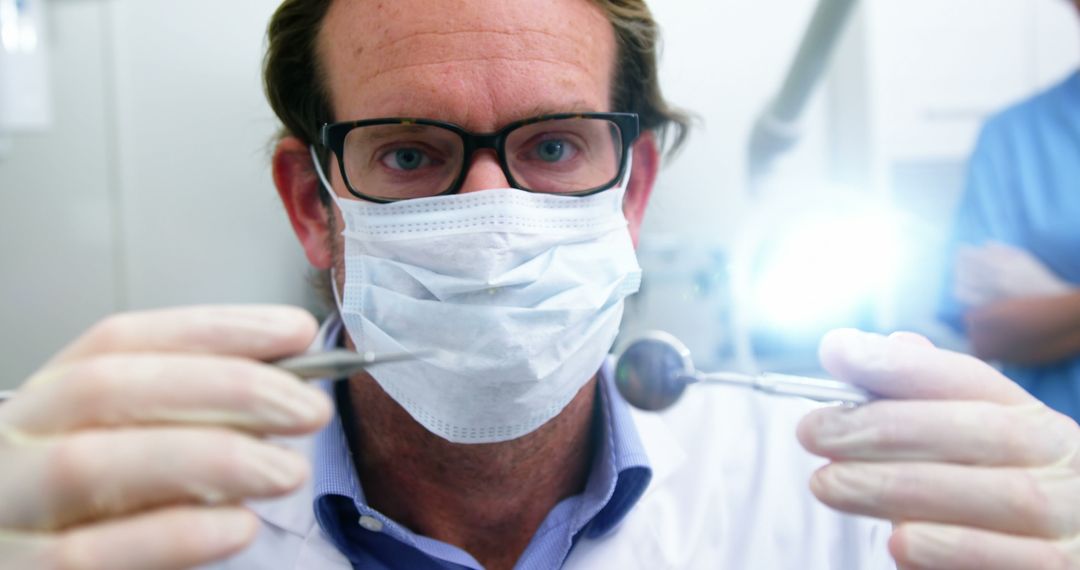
[108,0,313,311]
[644,0,834,245]
[859,0,1080,161]
[0,0,313,387]
[1,1,119,386]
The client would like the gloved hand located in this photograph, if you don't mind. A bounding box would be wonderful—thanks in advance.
[0,306,332,570]
[799,329,1080,570]
[954,241,1072,308]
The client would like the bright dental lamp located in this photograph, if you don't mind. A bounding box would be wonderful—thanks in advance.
[748,203,903,332]
[729,189,908,371]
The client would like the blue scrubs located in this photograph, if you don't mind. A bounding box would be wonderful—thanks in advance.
[940,71,1080,420]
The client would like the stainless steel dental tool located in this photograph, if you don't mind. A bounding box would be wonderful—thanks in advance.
[614,331,871,411]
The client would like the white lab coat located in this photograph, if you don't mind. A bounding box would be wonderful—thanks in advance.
[206,385,895,569]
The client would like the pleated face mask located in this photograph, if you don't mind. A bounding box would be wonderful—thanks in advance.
[313,148,641,444]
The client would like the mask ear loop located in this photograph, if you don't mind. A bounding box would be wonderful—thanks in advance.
[620,152,635,190]
[309,145,338,199]
[614,151,634,214]
[308,145,348,314]
[329,267,344,311]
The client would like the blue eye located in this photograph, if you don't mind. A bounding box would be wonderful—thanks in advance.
[395,148,424,170]
[537,140,567,162]
[380,147,433,171]
[528,138,582,165]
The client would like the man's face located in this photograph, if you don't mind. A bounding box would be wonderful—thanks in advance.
[317,0,618,195]
[277,0,656,277]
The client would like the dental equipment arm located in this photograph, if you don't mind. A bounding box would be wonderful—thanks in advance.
[748,0,859,186]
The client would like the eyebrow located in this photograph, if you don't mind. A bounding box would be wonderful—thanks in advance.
[353,124,438,144]
[337,102,606,137]
[516,101,601,119]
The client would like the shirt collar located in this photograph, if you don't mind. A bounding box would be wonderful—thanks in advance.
[580,357,653,537]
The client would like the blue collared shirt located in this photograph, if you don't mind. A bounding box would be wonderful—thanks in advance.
[311,318,652,569]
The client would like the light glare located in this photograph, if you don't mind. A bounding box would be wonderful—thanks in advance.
[750,208,903,332]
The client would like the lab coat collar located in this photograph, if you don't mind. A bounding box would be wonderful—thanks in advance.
[247,433,320,538]
[628,406,687,502]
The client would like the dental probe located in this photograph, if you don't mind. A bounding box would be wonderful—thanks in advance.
[273,349,430,380]
[0,349,428,404]
[614,330,871,412]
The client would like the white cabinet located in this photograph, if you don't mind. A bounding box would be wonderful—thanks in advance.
[832,0,1079,165]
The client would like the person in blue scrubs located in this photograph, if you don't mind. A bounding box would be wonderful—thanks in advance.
[941,5,1080,420]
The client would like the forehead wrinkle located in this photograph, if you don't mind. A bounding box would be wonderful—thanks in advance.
[369,28,565,52]
[360,29,601,84]
[364,55,596,86]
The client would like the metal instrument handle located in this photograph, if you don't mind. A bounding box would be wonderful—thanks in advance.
[758,373,871,405]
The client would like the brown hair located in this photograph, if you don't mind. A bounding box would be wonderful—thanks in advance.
[263,0,690,156]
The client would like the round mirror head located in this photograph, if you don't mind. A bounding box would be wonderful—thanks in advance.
[614,331,695,411]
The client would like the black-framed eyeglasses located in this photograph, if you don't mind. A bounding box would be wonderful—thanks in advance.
[319,113,639,203]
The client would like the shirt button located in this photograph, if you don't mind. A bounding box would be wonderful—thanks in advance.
[358,515,384,532]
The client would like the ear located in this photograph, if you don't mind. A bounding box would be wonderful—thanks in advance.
[272,137,335,270]
[623,131,660,247]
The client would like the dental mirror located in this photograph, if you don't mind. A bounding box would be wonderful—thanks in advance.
[614,331,696,411]
[615,331,871,411]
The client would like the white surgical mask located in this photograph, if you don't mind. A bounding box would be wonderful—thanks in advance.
[312,148,641,444]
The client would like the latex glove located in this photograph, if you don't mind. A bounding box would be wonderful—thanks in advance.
[955,241,1072,308]
[0,306,332,570]
[799,329,1080,570]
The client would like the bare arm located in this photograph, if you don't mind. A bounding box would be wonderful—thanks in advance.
[965,291,1080,365]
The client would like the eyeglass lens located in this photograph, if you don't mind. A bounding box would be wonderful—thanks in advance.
[340,118,624,200]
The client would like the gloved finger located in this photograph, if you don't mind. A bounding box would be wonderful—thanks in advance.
[953,282,992,308]
[798,400,1074,466]
[818,329,1036,404]
[955,244,989,263]
[954,262,995,289]
[956,246,1001,272]
[889,522,1078,570]
[22,506,259,570]
[954,276,995,299]
[955,259,1000,289]
[0,427,308,531]
[809,460,1080,539]
[0,354,331,436]
[982,241,1028,260]
[954,276,989,300]
[43,305,317,368]
[887,331,935,348]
